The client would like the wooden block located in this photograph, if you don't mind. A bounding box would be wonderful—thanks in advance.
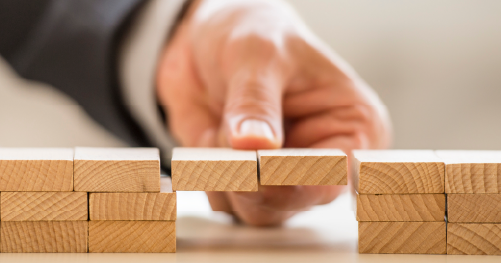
[258,149,347,185]
[435,150,501,194]
[448,194,501,223]
[90,177,176,220]
[358,221,446,254]
[1,221,88,253]
[1,192,87,221]
[74,147,160,192]
[89,221,175,253]
[172,147,257,191]
[0,148,73,191]
[357,194,445,222]
[448,223,501,255]
[353,150,445,194]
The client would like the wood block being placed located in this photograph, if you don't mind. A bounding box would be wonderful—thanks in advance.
[353,150,445,194]
[172,147,257,191]
[89,221,176,253]
[448,223,501,255]
[258,149,347,185]
[74,147,160,192]
[1,221,88,253]
[435,150,501,194]
[357,194,445,222]
[0,148,73,191]
[358,221,446,254]
[1,192,87,221]
[448,194,501,223]
[90,177,176,220]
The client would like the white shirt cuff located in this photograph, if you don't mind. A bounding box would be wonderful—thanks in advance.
[119,0,187,168]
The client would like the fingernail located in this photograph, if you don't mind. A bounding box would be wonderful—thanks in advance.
[239,119,275,141]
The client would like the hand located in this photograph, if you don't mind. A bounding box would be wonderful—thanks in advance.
[157,0,392,226]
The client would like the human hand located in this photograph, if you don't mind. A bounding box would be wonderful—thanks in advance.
[157,0,391,226]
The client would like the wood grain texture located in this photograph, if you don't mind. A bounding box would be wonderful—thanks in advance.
[357,194,445,222]
[1,221,88,253]
[90,177,176,220]
[358,221,446,254]
[1,192,87,221]
[436,150,501,194]
[89,221,176,253]
[448,223,501,255]
[74,147,160,192]
[448,194,501,223]
[172,147,257,191]
[353,150,445,194]
[258,149,347,185]
[0,148,73,191]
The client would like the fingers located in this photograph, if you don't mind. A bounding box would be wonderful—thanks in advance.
[222,185,344,226]
[219,32,292,149]
[157,24,219,147]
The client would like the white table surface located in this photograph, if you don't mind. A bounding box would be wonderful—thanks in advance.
[0,191,498,262]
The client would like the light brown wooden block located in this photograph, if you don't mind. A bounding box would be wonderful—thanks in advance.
[448,223,501,255]
[358,221,446,254]
[74,147,160,192]
[258,149,347,185]
[1,192,87,221]
[448,194,501,223]
[172,147,257,191]
[0,148,73,191]
[353,150,445,194]
[90,177,176,220]
[435,150,501,194]
[89,221,175,253]
[357,194,445,222]
[1,221,88,253]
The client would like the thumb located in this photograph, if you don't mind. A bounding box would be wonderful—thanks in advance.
[222,68,284,149]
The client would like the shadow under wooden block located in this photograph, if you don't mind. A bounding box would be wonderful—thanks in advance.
[172,147,257,191]
[1,192,87,221]
[1,221,88,253]
[89,221,176,253]
[90,177,176,221]
[258,149,347,185]
[447,223,501,255]
[0,148,73,191]
[357,194,445,222]
[435,150,501,194]
[74,147,160,192]
[448,194,501,223]
[358,221,446,254]
[353,150,445,194]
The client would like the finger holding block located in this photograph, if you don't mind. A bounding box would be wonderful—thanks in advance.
[258,149,347,185]
[171,147,258,191]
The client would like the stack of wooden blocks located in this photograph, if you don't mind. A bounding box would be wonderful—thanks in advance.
[0,147,176,253]
[437,150,501,255]
[171,147,348,190]
[354,150,447,254]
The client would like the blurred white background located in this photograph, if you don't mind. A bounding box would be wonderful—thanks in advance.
[1,0,500,150]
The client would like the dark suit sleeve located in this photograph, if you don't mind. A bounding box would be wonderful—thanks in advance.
[0,0,153,147]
